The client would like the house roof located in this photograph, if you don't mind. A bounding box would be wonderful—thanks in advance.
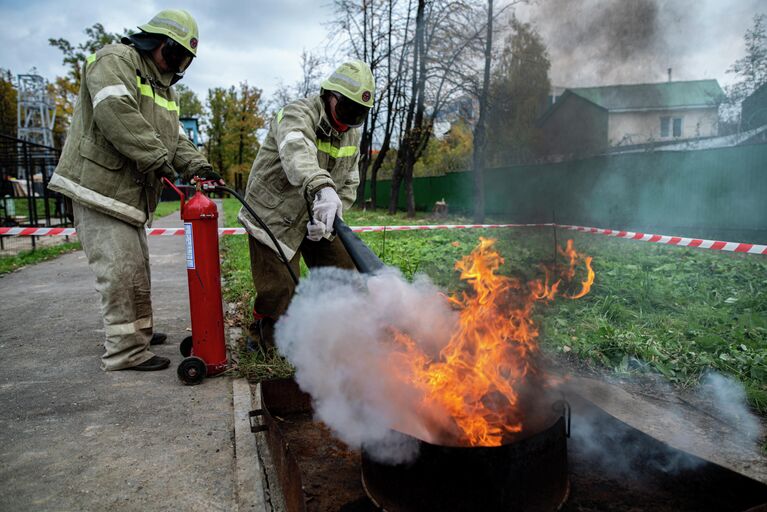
[537,89,607,126]
[568,79,725,112]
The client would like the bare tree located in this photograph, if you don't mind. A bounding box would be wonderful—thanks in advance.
[389,0,495,216]
[369,0,413,210]
[388,0,427,215]
[297,50,325,99]
[330,0,505,215]
[267,49,326,114]
[724,13,767,128]
[472,0,493,223]
[330,0,412,207]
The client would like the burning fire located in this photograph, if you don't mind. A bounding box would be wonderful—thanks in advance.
[388,237,594,447]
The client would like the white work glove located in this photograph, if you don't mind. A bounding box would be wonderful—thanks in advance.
[312,187,343,232]
[306,220,326,242]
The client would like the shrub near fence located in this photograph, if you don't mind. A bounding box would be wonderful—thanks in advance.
[367,143,767,244]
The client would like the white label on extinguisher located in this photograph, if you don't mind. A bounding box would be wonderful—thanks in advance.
[184,223,195,269]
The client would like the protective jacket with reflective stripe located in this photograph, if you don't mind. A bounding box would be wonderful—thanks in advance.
[238,95,360,259]
[48,43,211,226]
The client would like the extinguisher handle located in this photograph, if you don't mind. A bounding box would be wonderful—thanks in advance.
[198,180,220,191]
[162,177,186,218]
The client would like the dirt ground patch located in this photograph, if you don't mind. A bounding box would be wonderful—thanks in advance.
[259,361,767,511]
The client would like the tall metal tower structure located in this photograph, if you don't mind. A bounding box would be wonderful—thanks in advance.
[17,73,56,148]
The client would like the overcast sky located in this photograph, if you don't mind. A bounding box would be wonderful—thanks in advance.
[0,0,763,104]
[0,0,335,102]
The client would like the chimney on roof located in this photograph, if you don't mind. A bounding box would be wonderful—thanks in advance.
[668,68,672,82]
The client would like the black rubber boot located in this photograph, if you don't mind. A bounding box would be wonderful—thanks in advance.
[125,355,171,371]
[150,332,167,345]
[246,318,276,352]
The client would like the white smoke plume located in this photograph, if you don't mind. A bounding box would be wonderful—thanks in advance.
[698,372,762,441]
[566,371,763,477]
[274,266,459,464]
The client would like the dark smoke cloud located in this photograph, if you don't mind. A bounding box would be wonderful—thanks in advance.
[518,0,765,87]
[550,0,660,62]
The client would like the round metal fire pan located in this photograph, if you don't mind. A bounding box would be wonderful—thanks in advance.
[361,414,569,512]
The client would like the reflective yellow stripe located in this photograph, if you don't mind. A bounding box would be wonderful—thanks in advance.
[135,76,179,113]
[154,94,179,113]
[85,56,178,114]
[136,76,154,98]
[316,141,357,158]
[277,108,284,123]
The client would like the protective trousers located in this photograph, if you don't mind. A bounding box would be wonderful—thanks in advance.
[248,235,355,321]
[73,202,155,370]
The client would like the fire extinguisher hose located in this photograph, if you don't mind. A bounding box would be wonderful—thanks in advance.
[214,185,300,285]
[213,185,385,282]
[332,216,385,274]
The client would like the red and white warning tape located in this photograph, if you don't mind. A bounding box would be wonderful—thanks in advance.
[1,223,765,255]
[351,223,549,233]
[0,227,78,236]
[0,223,544,237]
[558,224,767,255]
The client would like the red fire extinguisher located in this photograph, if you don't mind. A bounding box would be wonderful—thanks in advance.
[163,177,227,385]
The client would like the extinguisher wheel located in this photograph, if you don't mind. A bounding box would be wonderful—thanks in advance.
[177,356,207,385]
[180,335,193,357]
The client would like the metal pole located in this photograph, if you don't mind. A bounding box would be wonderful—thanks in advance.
[24,141,36,226]
[41,159,51,227]
[382,225,387,264]
[552,209,558,266]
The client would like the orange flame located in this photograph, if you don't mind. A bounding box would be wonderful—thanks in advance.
[388,237,594,447]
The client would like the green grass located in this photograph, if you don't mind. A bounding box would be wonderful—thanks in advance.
[0,241,82,275]
[219,198,296,381]
[3,198,65,222]
[154,200,181,219]
[538,232,767,413]
[1,198,180,222]
[218,203,767,413]
[220,198,251,301]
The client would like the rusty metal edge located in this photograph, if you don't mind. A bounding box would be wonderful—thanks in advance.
[233,378,269,512]
[256,378,313,512]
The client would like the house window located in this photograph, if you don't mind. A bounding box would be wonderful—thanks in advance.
[660,117,670,137]
[673,118,682,137]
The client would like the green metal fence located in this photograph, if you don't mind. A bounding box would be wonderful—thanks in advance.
[365,144,767,243]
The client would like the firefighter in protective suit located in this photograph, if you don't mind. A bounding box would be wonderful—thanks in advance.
[48,10,222,371]
[238,60,374,347]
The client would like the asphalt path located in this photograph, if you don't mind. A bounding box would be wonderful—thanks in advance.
[0,204,239,511]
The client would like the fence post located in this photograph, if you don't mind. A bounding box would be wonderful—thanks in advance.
[23,140,38,228]
[552,209,558,266]
[41,159,51,227]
